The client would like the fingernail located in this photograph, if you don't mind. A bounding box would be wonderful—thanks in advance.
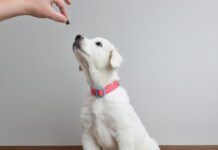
[66,20,70,25]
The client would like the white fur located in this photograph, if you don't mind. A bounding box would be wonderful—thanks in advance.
[73,35,160,150]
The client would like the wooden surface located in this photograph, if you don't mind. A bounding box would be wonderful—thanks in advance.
[0,146,218,150]
[0,147,80,150]
[160,146,218,150]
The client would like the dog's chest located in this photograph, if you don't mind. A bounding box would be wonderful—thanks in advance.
[91,100,117,149]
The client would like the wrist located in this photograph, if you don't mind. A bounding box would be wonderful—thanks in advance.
[16,0,31,16]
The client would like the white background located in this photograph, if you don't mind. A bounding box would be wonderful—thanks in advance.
[0,0,218,145]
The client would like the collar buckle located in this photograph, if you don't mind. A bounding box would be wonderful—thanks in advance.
[95,87,106,97]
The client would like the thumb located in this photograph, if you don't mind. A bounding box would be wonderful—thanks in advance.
[48,8,67,23]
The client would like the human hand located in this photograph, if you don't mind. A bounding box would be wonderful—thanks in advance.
[23,0,71,23]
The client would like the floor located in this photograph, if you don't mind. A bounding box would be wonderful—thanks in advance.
[0,146,218,150]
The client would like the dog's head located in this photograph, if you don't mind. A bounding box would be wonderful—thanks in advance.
[73,35,123,85]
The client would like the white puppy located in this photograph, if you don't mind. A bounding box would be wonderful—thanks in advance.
[73,35,160,150]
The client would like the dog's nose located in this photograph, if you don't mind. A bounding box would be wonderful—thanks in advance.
[75,35,84,41]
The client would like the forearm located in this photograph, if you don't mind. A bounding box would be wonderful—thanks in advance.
[0,0,27,21]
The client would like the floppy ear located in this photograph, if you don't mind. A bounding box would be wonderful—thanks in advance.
[79,65,83,71]
[110,50,123,68]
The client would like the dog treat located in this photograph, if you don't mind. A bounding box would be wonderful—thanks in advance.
[66,20,70,25]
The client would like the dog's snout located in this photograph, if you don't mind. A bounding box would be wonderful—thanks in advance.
[75,35,84,41]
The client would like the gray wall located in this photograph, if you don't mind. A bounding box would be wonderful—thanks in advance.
[0,0,218,145]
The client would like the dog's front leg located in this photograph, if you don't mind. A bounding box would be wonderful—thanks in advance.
[110,105,135,150]
[115,128,134,150]
[82,132,101,150]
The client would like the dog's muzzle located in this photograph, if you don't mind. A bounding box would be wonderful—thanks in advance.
[75,34,84,41]
[73,35,90,57]
[73,34,84,50]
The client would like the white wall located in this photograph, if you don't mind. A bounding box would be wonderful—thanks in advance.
[0,0,218,145]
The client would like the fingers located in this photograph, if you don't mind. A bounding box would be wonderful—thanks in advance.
[54,0,68,19]
[48,0,71,23]
[65,0,72,5]
[48,8,67,23]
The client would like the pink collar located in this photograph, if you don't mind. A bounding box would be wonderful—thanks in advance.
[91,80,120,97]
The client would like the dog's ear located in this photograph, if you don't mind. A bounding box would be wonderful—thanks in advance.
[110,50,123,68]
[79,65,83,71]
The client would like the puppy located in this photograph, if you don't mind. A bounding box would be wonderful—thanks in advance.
[73,35,160,150]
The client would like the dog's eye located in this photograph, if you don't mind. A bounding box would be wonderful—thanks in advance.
[95,42,102,47]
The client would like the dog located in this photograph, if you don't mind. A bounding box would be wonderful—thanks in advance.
[73,35,160,150]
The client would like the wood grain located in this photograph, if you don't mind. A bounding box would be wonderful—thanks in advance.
[0,146,218,150]
[160,146,218,150]
[0,146,80,150]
